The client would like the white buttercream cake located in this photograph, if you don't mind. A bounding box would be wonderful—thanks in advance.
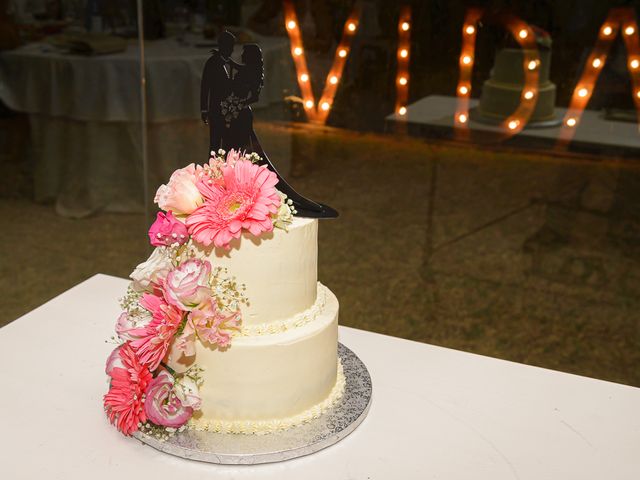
[104,152,343,438]
[166,218,343,434]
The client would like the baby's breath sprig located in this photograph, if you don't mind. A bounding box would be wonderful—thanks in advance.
[273,192,295,231]
[288,197,298,215]
[106,335,123,345]
[139,421,187,441]
[184,364,205,387]
[173,239,205,265]
[209,266,248,313]
[119,286,144,316]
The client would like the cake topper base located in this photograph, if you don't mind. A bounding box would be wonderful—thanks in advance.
[133,343,372,464]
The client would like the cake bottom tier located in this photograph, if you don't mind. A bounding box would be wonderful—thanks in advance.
[167,287,340,433]
[478,80,557,122]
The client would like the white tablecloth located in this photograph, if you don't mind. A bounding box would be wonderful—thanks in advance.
[1,274,639,479]
[27,116,211,216]
[0,34,296,217]
[0,34,295,121]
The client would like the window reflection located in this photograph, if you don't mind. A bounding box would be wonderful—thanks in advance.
[1,0,639,387]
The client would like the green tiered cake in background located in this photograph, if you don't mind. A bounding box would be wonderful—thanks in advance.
[477,45,557,125]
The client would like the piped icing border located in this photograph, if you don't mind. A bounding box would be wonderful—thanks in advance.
[188,361,345,435]
[236,282,327,337]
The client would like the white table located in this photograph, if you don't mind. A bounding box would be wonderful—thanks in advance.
[0,35,296,217]
[1,274,639,479]
[387,95,640,152]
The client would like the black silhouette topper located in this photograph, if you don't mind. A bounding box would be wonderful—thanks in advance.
[200,31,338,219]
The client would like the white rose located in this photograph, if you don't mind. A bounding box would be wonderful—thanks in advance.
[163,259,211,310]
[175,376,202,410]
[130,247,173,291]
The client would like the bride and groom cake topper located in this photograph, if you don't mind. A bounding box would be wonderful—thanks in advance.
[200,31,338,219]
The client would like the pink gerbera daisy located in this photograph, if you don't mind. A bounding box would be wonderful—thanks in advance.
[186,159,281,249]
[129,293,184,371]
[103,343,152,436]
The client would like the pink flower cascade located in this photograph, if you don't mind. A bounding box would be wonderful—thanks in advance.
[107,151,282,436]
[186,157,281,249]
[106,256,243,436]
[148,211,189,247]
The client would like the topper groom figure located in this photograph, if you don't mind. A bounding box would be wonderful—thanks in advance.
[201,31,236,152]
[199,30,338,219]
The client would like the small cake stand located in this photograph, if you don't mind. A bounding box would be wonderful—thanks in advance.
[133,343,372,464]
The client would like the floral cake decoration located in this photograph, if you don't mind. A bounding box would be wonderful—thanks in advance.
[103,150,296,437]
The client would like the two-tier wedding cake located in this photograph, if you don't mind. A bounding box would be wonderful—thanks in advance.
[477,47,557,123]
[103,150,343,437]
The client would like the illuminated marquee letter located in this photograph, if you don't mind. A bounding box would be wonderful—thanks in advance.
[284,0,361,124]
[454,9,540,139]
[395,5,412,118]
[558,7,640,145]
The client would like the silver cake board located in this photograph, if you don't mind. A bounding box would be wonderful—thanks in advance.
[133,343,372,464]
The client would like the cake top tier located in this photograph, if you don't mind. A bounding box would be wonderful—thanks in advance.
[206,217,318,327]
[489,48,552,87]
[141,151,317,329]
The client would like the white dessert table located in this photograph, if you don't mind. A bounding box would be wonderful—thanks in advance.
[1,274,639,479]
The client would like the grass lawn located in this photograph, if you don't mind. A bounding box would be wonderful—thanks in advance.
[2,121,639,386]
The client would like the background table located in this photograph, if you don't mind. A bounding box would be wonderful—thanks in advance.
[0,34,296,217]
[1,274,639,479]
[386,95,640,155]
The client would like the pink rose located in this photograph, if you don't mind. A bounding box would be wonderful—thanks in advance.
[105,345,123,375]
[115,312,137,341]
[154,164,204,215]
[144,370,193,428]
[163,259,211,310]
[115,311,151,341]
[148,211,189,247]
